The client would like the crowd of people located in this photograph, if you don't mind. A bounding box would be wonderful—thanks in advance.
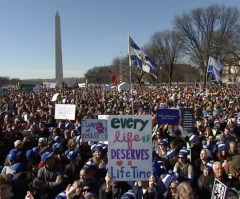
[0,84,240,199]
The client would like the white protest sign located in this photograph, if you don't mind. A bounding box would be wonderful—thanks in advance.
[108,115,152,181]
[211,178,227,199]
[98,115,109,120]
[51,93,59,101]
[54,104,76,120]
[43,82,57,88]
[81,119,108,142]
[49,83,57,88]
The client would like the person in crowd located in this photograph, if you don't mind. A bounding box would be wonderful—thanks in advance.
[173,148,194,181]
[217,143,230,167]
[194,149,212,178]
[157,138,168,162]
[175,182,194,199]
[64,151,82,184]
[37,152,65,199]
[99,172,131,199]
[189,134,201,163]
[0,174,19,199]
[1,84,240,199]
[228,141,238,160]
[197,161,214,199]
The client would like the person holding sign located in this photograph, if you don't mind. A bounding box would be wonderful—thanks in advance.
[204,162,231,197]
[99,171,131,199]
[131,172,166,199]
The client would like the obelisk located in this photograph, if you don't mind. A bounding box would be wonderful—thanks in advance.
[55,11,64,84]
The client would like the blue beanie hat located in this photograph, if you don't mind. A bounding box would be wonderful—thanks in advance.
[167,149,177,159]
[121,191,135,199]
[178,147,188,157]
[189,135,198,143]
[218,143,227,152]
[204,161,214,172]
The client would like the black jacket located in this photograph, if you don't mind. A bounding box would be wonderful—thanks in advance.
[99,182,131,199]
[132,184,166,199]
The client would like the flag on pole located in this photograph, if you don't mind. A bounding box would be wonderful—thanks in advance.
[207,57,223,85]
[105,69,117,86]
[128,36,157,78]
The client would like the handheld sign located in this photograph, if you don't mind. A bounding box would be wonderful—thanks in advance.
[156,109,179,125]
[211,178,227,199]
[54,104,76,120]
[180,108,193,136]
[81,119,108,142]
[108,115,152,181]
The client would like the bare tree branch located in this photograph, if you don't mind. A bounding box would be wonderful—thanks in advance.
[149,30,183,85]
[174,5,240,85]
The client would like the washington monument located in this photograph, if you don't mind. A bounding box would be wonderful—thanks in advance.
[55,11,64,83]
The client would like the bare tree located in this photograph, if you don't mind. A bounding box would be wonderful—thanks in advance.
[84,66,112,84]
[150,30,183,86]
[0,77,11,87]
[174,5,240,86]
[131,65,146,83]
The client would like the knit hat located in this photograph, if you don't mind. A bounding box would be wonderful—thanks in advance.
[202,140,211,149]
[159,139,168,147]
[75,125,81,135]
[84,160,97,170]
[152,160,166,176]
[103,145,108,153]
[7,153,17,161]
[161,174,174,189]
[237,119,240,126]
[74,135,81,142]
[65,122,71,129]
[52,143,61,150]
[167,149,177,159]
[91,144,97,152]
[189,135,198,143]
[67,151,79,162]
[9,149,21,156]
[14,140,23,148]
[53,136,61,143]
[32,147,39,153]
[121,191,135,199]
[84,192,97,199]
[39,137,47,143]
[9,163,24,173]
[65,150,70,157]
[41,152,53,162]
[204,161,214,172]
[26,150,35,158]
[94,144,103,152]
[218,143,227,152]
[214,120,220,126]
[178,147,188,157]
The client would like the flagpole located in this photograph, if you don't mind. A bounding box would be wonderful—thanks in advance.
[128,36,134,115]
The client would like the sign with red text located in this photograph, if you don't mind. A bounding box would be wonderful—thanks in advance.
[108,115,152,181]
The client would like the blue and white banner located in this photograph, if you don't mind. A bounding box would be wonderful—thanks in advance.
[207,57,223,84]
[129,37,157,78]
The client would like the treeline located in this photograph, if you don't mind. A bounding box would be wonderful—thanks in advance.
[84,4,240,85]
